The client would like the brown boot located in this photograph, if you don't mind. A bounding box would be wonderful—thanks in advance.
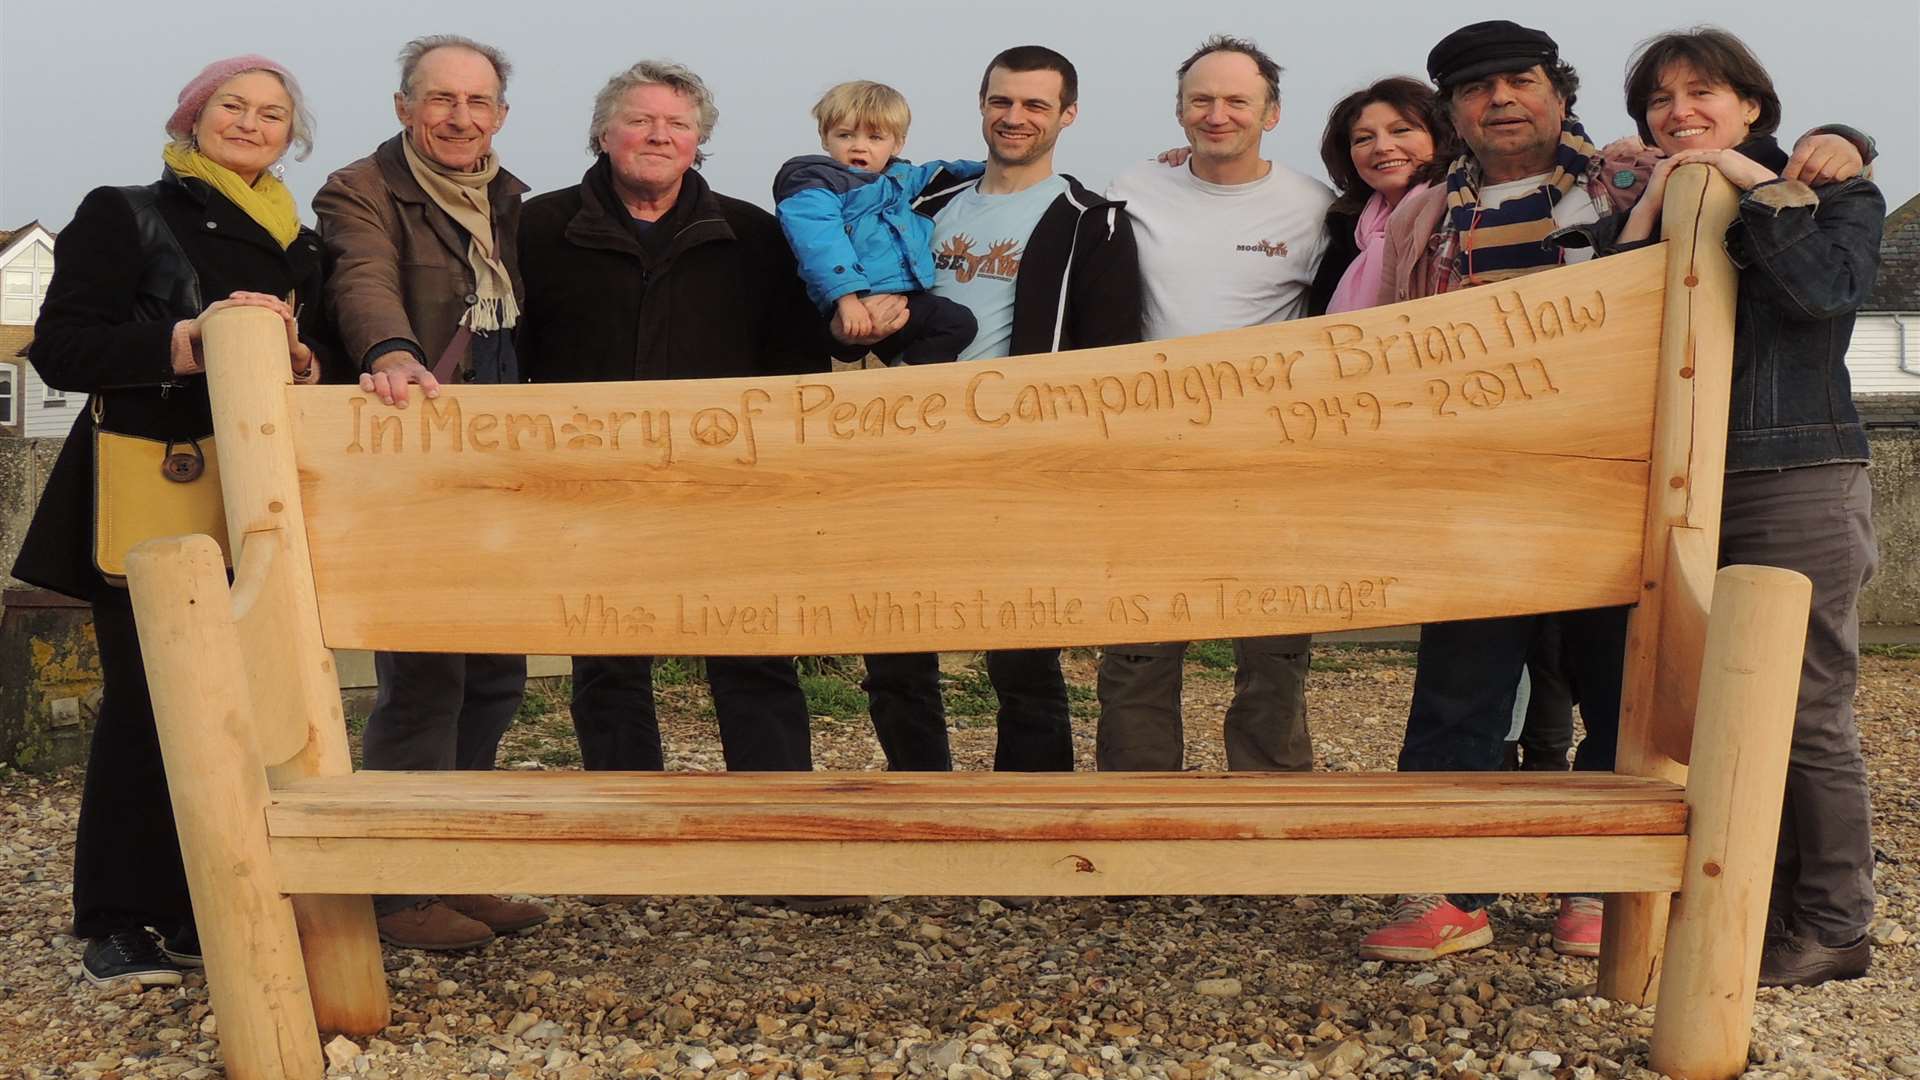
[444,894,550,934]
[376,899,494,951]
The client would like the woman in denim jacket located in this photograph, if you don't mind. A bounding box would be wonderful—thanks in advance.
[1609,27,1885,989]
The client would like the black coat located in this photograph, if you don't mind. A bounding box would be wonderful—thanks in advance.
[517,159,832,383]
[12,172,332,602]
[1307,207,1361,317]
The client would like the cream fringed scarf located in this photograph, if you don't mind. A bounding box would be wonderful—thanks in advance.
[399,136,520,332]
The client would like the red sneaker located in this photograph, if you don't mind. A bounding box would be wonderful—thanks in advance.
[1359,894,1494,962]
[1552,895,1604,957]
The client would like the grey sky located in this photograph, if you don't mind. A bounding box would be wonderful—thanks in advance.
[3,0,1915,231]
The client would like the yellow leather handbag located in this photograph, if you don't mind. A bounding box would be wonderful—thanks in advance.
[91,397,230,584]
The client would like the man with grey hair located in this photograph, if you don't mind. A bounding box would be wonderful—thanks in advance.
[516,61,861,913]
[313,33,547,951]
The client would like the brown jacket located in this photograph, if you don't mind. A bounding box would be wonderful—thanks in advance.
[312,133,529,370]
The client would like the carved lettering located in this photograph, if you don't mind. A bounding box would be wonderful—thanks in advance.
[468,412,500,450]
[505,413,556,451]
[422,397,464,453]
[1326,323,1374,379]
[371,413,402,453]
[966,369,1010,427]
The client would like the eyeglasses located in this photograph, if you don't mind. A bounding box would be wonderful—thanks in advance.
[416,93,501,121]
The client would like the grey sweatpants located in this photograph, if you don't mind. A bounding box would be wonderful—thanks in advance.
[1723,463,1878,945]
[1095,635,1313,771]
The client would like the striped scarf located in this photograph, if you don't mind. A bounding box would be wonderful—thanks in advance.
[1440,120,1598,288]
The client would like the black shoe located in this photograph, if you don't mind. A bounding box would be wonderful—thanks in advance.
[1759,928,1871,988]
[83,929,183,989]
[161,928,203,969]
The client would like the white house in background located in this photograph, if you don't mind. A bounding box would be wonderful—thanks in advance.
[1848,193,1920,412]
[0,222,70,439]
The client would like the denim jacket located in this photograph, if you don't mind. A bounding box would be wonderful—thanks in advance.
[1575,137,1885,473]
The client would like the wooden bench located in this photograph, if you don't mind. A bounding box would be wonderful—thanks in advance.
[125,165,1808,1080]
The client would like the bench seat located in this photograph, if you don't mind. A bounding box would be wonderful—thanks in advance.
[265,771,1689,897]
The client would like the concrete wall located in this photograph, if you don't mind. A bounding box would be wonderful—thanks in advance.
[1,436,61,593]
[1863,424,1920,625]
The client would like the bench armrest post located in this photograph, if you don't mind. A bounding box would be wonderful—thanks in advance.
[1601,163,1742,1004]
[126,535,324,1080]
[203,306,390,1036]
[1650,564,1810,1080]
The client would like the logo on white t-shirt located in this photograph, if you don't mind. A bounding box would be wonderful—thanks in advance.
[1233,238,1292,258]
[934,233,1023,283]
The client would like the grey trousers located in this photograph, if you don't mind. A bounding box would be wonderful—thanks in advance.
[362,650,528,912]
[1723,463,1877,946]
[1095,635,1313,771]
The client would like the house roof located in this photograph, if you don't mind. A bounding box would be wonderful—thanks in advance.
[1869,192,1920,313]
[0,221,53,268]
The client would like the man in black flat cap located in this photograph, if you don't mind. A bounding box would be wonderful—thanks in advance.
[1358,19,1874,966]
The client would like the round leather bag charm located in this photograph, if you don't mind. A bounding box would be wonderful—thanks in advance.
[162,442,205,483]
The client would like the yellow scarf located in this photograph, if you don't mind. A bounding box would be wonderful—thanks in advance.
[162,143,300,249]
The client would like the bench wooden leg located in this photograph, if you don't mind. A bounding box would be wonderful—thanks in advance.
[1649,565,1810,1080]
[1598,892,1669,1004]
[290,895,387,1035]
[128,536,322,1080]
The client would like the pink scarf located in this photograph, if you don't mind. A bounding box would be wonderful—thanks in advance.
[1327,183,1428,314]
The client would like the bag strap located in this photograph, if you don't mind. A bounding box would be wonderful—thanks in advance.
[116,181,205,316]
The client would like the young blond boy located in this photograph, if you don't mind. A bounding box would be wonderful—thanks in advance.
[773,80,982,364]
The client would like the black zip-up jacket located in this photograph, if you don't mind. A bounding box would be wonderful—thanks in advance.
[1575,136,1884,473]
[911,170,1143,355]
[516,158,831,383]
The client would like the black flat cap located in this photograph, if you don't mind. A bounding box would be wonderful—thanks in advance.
[1427,20,1560,90]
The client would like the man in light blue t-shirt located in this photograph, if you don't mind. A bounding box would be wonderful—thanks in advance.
[842,45,1142,773]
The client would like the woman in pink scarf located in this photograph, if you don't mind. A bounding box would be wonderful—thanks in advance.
[1309,78,1450,314]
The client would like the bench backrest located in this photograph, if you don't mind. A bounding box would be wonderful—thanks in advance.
[194,166,1739,778]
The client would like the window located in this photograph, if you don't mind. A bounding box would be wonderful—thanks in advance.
[42,386,67,407]
[0,364,16,426]
[2,242,54,325]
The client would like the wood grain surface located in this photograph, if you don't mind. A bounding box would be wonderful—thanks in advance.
[287,249,1667,654]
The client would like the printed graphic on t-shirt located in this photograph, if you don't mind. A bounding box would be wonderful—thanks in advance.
[934,234,1023,283]
[1235,238,1291,258]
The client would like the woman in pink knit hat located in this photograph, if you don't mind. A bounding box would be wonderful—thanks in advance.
[11,54,337,990]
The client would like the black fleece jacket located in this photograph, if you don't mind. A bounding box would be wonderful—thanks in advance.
[911,169,1143,356]
[516,158,832,383]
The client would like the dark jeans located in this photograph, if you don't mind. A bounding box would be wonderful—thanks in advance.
[1095,636,1313,771]
[1513,617,1575,770]
[1400,605,1630,911]
[871,292,978,366]
[1724,464,1877,945]
[362,651,527,770]
[571,656,812,771]
[862,649,1072,770]
[363,650,527,911]
[72,590,193,940]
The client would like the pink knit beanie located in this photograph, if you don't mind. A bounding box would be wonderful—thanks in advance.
[165,54,299,141]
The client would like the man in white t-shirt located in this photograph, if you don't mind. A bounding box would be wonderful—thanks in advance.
[850,46,1143,773]
[1095,36,1333,778]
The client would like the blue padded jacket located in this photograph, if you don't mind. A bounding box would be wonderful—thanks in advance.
[773,154,983,311]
